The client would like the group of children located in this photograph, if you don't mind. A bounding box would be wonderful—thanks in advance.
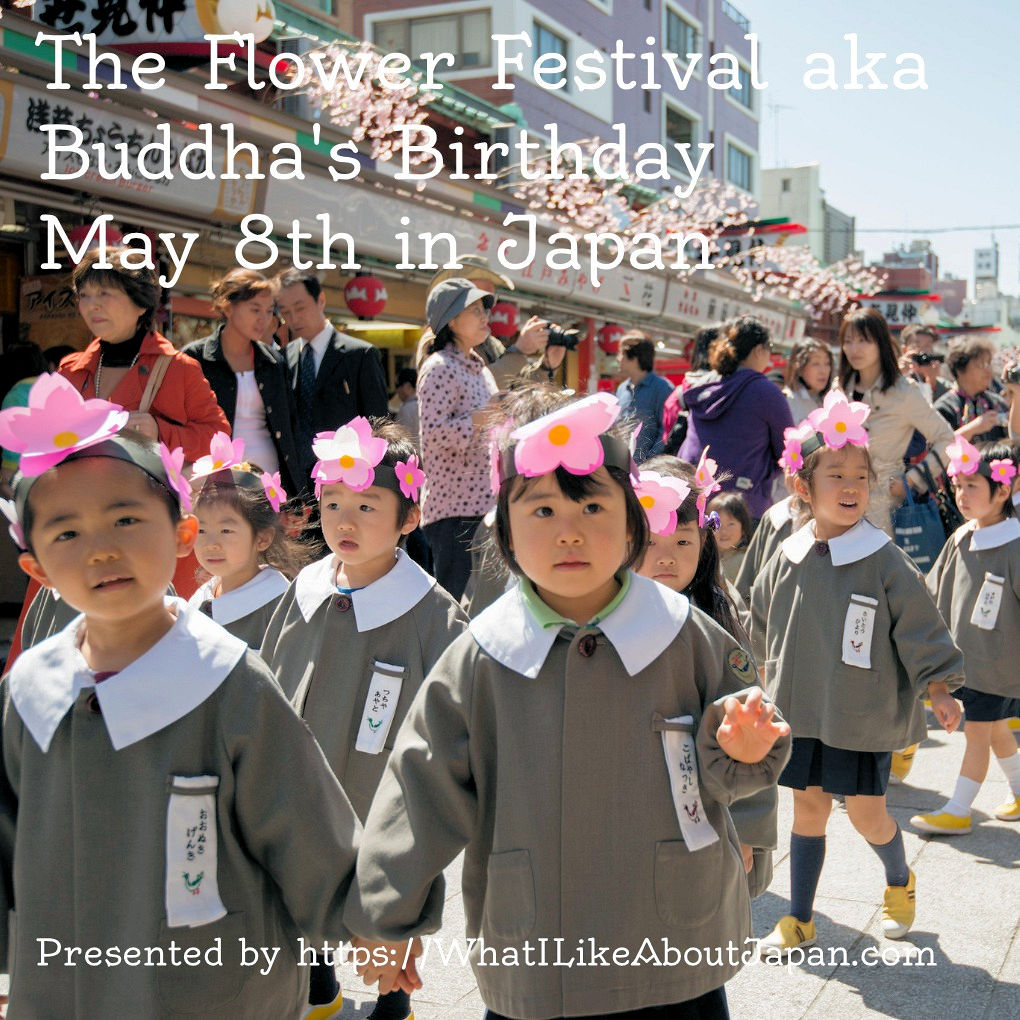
[0,331,1017,1018]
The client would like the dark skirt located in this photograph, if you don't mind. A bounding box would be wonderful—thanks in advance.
[484,985,729,1020]
[779,737,892,796]
[959,686,1020,723]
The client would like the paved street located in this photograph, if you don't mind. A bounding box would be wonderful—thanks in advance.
[335,709,1019,1020]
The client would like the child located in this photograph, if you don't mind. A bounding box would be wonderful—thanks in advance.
[188,433,307,648]
[345,389,791,1017]
[734,461,797,607]
[910,440,1020,833]
[261,418,468,1020]
[750,392,964,955]
[0,375,381,1016]
[636,452,780,900]
[709,491,753,587]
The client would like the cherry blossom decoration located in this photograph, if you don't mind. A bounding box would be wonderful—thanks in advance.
[946,436,981,477]
[806,390,871,450]
[312,417,388,493]
[191,432,247,480]
[779,422,816,474]
[694,447,722,529]
[0,499,25,550]
[261,471,287,512]
[634,471,692,536]
[159,445,193,513]
[394,455,426,502]
[0,374,128,477]
[510,393,620,478]
[989,459,1018,485]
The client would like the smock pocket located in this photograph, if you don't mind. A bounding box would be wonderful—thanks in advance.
[355,661,406,755]
[842,594,878,668]
[155,911,247,1013]
[970,573,1005,632]
[654,839,722,928]
[165,775,227,929]
[482,849,536,940]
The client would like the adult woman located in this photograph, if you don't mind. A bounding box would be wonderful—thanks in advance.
[837,306,954,536]
[183,269,300,494]
[417,277,498,600]
[933,336,1009,445]
[783,338,833,424]
[679,316,794,520]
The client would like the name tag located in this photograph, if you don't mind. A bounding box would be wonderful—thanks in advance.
[970,572,1005,631]
[842,594,878,669]
[165,776,227,928]
[355,661,405,755]
[654,714,719,852]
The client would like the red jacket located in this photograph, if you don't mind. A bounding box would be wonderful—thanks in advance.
[59,331,229,461]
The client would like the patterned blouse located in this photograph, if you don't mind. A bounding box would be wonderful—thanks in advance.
[418,345,498,526]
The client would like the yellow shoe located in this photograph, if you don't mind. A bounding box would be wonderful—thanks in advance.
[1008,718,1020,731]
[304,990,343,1020]
[881,869,916,939]
[910,811,971,835]
[759,915,816,957]
[888,744,919,785]
[994,796,1020,821]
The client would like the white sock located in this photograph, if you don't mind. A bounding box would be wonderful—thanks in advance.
[943,776,981,817]
[997,753,1020,797]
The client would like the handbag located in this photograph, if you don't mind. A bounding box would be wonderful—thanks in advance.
[917,453,965,538]
[891,474,946,572]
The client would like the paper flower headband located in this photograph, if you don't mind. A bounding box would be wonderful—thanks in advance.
[694,447,722,529]
[311,417,425,502]
[188,434,292,511]
[780,390,871,471]
[633,471,692,536]
[493,393,633,488]
[946,435,1017,484]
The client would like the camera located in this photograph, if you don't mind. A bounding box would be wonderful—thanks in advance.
[909,352,943,366]
[1003,363,1020,385]
[545,323,582,351]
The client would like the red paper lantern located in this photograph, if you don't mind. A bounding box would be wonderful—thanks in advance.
[488,301,520,339]
[344,275,387,318]
[598,323,625,355]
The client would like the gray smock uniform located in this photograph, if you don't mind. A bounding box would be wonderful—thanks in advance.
[188,567,290,649]
[926,517,1020,699]
[750,519,964,751]
[260,550,468,822]
[345,573,791,1018]
[0,600,361,1018]
[734,496,795,606]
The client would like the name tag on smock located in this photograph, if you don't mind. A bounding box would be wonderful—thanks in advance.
[355,661,405,755]
[842,594,878,669]
[654,714,719,852]
[970,573,1005,631]
[165,776,227,928]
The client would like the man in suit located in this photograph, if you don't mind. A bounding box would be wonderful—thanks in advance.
[275,269,389,491]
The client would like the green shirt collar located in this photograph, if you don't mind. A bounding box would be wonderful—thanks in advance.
[519,572,631,629]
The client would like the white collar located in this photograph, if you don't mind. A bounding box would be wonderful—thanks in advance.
[302,321,334,354]
[782,518,890,566]
[768,496,793,529]
[1012,491,1020,509]
[293,549,436,631]
[956,516,1020,551]
[9,599,247,753]
[187,568,290,626]
[469,572,690,679]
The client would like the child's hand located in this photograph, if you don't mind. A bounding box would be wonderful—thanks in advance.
[395,938,424,993]
[716,687,790,763]
[740,844,753,874]
[929,690,961,733]
[350,936,414,994]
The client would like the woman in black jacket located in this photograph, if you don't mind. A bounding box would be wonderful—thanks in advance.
[183,269,301,494]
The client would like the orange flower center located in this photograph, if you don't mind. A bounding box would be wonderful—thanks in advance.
[639,495,655,509]
[834,422,847,434]
[404,472,414,484]
[547,424,571,446]
[339,455,355,469]
[52,431,80,449]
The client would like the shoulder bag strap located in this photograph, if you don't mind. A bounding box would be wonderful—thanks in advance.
[138,354,173,414]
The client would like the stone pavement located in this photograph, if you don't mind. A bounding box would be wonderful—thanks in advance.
[335,710,1020,1020]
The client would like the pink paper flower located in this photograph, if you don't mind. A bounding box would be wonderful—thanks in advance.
[510,393,620,477]
[694,446,722,529]
[159,444,192,513]
[260,471,287,512]
[806,389,870,450]
[394,455,425,502]
[0,374,128,477]
[488,419,515,494]
[311,416,388,492]
[191,432,246,480]
[779,423,815,473]
[634,471,691,536]
[0,498,25,550]
[990,459,1018,485]
[946,436,980,477]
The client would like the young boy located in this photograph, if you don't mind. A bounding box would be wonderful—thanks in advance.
[261,418,467,1019]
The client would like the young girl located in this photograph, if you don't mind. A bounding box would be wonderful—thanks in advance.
[187,433,307,648]
[636,453,779,901]
[0,375,384,1016]
[708,491,753,588]
[750,391,964,955]
[910,439,1020,833]
[346,389,791,1018]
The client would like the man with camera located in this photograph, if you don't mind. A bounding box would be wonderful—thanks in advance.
[489,315,569,390]
[900,324,950,403]
[616,329,675,462]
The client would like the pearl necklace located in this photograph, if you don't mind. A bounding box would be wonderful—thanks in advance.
[94,350,140,399]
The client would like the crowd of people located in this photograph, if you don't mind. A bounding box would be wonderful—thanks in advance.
[0,249,1017,1020]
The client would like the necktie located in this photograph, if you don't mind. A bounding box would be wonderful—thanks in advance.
[297,343,317,456]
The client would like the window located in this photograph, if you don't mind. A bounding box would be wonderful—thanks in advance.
[666,9,699,59]
[781,177,791,192]
[373,10,492,71]
[665,104,697,170]
[726,144,753,191]
[533,22,569,91]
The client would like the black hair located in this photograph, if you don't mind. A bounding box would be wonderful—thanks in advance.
[491,387,649,577]
[708,317,771,376]
[396,367,418,389]
[837,306,901,393]
[690,326,718,372]
[426,324,457,355]
[274,268,322,301]
[708,491,753,549]
[71,247,161,334]
[960,441,1017,518]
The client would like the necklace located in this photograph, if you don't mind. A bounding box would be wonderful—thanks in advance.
[94,350,140,398]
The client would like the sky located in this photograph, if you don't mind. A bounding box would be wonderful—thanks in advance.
[736,0,1019,296]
